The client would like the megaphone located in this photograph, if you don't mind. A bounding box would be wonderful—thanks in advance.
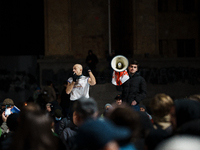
[111,55,129,72]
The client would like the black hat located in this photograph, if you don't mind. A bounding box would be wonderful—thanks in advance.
[174,99,200,128]
[75,119,131,150]
[115,94,122,100]
[139,104,146,110]
[54,109,63,118]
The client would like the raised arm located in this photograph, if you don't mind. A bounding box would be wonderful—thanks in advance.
[88,71,96,86]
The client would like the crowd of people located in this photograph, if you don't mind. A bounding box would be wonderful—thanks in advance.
[0,59,200,150]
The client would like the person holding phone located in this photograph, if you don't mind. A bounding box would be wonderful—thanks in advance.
[0,98,15,137]
[1,98,15,116]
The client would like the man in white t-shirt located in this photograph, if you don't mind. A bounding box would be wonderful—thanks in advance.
[66,64,96,118]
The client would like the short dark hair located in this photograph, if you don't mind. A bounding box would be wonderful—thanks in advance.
[129,60,139,67]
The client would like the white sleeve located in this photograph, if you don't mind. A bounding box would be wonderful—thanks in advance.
[68,77,73,83]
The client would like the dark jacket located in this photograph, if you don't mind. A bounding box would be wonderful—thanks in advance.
[176,119,200,136]
[60,120,78,149]
[121,72,147,105]
[174,99,200,129]
[58,117,71,136]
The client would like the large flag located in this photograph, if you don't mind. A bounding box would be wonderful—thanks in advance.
[112,70,129,86]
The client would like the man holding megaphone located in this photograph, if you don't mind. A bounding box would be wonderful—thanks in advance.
[111,55,147,110]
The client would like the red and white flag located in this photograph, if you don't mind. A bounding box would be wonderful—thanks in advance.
[112,70,129,86]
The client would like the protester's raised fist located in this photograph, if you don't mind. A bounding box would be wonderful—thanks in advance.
[85,66,91,72]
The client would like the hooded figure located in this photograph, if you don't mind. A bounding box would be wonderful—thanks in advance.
[85,50,98,76]
[173,99,200,129]
[170,99,200,136]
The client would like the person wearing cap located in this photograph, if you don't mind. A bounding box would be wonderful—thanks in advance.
[115,94,123,106]
[1,98,14,120]
[59,97,98,148]
[101,103,112,119]
[71,119,132,150]
[139,104,153,123]
[66,64,96,119]
[53,109,63,135]
[1,98,14,118]
[0,98,15,137]
[1,98,14,110]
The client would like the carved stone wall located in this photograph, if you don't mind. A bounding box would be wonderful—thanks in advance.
[44,0,72,57]
[133,0,158,57]
[41,0,200,113]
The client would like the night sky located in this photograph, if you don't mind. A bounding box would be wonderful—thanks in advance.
[0,0,44,56]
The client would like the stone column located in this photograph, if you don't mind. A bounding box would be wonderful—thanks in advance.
[133,0,158,57]
[44,0,72,57]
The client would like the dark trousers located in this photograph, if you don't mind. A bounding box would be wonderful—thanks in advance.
[67,100,76,120]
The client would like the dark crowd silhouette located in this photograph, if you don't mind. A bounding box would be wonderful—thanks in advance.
[0,66,200,150]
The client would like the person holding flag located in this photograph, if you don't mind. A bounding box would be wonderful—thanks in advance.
[119,60,147,110]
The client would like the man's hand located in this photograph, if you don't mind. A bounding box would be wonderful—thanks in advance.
[2,111,8,122]
[131,100,137,106]
[85,66,91,72]
[73,73,78,82]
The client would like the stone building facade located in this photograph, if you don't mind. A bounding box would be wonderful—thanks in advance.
[39,0,200,110]
[43,0,199,59]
